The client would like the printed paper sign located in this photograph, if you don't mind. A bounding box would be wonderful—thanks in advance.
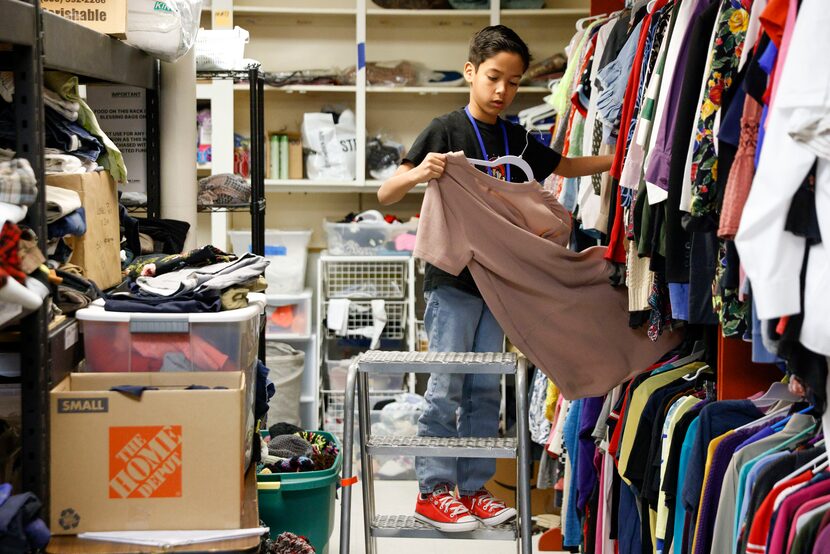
[109,425,183,499]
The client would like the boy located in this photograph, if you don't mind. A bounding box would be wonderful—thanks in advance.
[377,25,613,532]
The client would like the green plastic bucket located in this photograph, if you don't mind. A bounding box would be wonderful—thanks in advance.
[257,431,342,553]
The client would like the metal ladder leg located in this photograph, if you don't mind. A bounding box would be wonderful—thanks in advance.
[339,361,359,554]
[358,371,378,554]
[515,357,533,554]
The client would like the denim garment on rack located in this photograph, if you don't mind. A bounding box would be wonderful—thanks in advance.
[47,208,86,239]
[44,106,102,161]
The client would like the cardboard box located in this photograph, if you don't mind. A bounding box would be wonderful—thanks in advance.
[50,372,247,534]
[47,171,121,290]
[486,458,556,516]
[288,134,303,180]
[41,0,127,36]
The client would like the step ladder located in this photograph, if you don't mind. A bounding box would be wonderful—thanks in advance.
[339,351,533,553]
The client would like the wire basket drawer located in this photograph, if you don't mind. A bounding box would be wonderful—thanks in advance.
[323,260,408,299]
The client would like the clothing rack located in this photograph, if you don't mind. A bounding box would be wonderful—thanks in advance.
[0,0,161,513]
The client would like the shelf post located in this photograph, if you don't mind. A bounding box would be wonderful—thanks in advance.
[356,0,367,186]
[15,0,51,511]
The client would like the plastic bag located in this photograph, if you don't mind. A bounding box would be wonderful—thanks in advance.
[336,110,357,181]
[126,0,202,63]
[366,134,404,181]
[302,112,348,180]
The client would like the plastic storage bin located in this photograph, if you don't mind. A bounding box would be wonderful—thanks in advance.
[195,26,249,71]
[324,219,417,256]
[257,431,341,552]
[229,229,312,294]
[76,294,265,373]
[325,358,404,391]
[264,290,312,338]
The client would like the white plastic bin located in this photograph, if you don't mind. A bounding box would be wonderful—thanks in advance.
[195,26,249,71]
[325,358,403,392]
[76,294,266,373]
[324,219,417,256]
[264,290,312,338]
[228,229,312,294]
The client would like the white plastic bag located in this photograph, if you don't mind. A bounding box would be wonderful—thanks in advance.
[194,27,251,71]
[336,110,357,181]
[126,0,202,63]
[302,112,349,180]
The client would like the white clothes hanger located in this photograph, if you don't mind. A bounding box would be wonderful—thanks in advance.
[682,364,711,381]
[466,127,537,182]
[467,156,534,182]
[733,405,792,433]
[778,440,827,483]
[750,382,803,408]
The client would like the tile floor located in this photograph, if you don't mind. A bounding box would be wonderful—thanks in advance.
[327,480,562,554]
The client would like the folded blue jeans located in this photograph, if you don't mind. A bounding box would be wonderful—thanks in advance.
[415,285,504,496]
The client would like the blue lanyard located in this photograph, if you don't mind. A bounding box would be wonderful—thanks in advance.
[465,106,511,182]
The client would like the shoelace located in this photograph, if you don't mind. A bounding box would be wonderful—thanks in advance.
[477,493,506,513]
[435,494,469,518]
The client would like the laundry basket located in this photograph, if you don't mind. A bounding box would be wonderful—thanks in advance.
[257,431,342,553]
[265,342,304,427]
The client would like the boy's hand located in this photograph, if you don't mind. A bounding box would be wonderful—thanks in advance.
[416,153,447,182]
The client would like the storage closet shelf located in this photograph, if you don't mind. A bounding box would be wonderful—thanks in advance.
[366,8,490,17]
[197,67,261,82]
[197,203,252,213]
[371,515,517,540]
[234,84,356,93]
[233,6,357,16]
[124,205,148,213]
[367,85,550,94]
[41,10,158,89]
[501,8,590,16]
[263,179,425,194]
[0,0,36,45]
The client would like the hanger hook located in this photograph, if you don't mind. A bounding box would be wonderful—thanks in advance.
[520,126,543,159]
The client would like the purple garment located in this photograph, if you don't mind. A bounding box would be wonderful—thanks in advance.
[644,0,710,191]
[576,396,605,513]
[691,427,756,554]
[735,422,778,452]
[681,401,765,515]
[812,522,830,554]
[754,42,778,168]
[770,479,830,554]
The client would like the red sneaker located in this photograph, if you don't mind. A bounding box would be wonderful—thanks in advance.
[414,484,479,532]
[458,488,517,526]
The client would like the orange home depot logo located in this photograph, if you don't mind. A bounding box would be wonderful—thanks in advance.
[109,426,183,499]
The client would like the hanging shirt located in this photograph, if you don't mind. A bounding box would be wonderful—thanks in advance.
[735,0,830,356]
[414,152,680,399]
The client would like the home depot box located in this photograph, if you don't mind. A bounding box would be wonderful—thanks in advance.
[41,0,127,36]
[47,171,121,289]
[50,371,247,534]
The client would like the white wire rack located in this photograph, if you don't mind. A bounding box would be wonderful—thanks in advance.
[324,259,408,299]
[323,300,408,340]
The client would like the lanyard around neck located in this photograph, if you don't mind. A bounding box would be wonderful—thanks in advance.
[465,106,511,182]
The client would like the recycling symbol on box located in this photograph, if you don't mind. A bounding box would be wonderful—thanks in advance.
[59,508,80,530]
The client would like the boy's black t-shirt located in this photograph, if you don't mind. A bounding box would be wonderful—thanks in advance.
[404,107,563,297]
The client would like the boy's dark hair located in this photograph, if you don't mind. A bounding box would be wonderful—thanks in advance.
[468,25,531,72]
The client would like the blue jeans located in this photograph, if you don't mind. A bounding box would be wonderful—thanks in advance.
[416,285,504,496]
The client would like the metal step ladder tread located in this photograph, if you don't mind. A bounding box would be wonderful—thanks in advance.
[358,351,518,374]
[367,435,517,458]
[371,515,518,540]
